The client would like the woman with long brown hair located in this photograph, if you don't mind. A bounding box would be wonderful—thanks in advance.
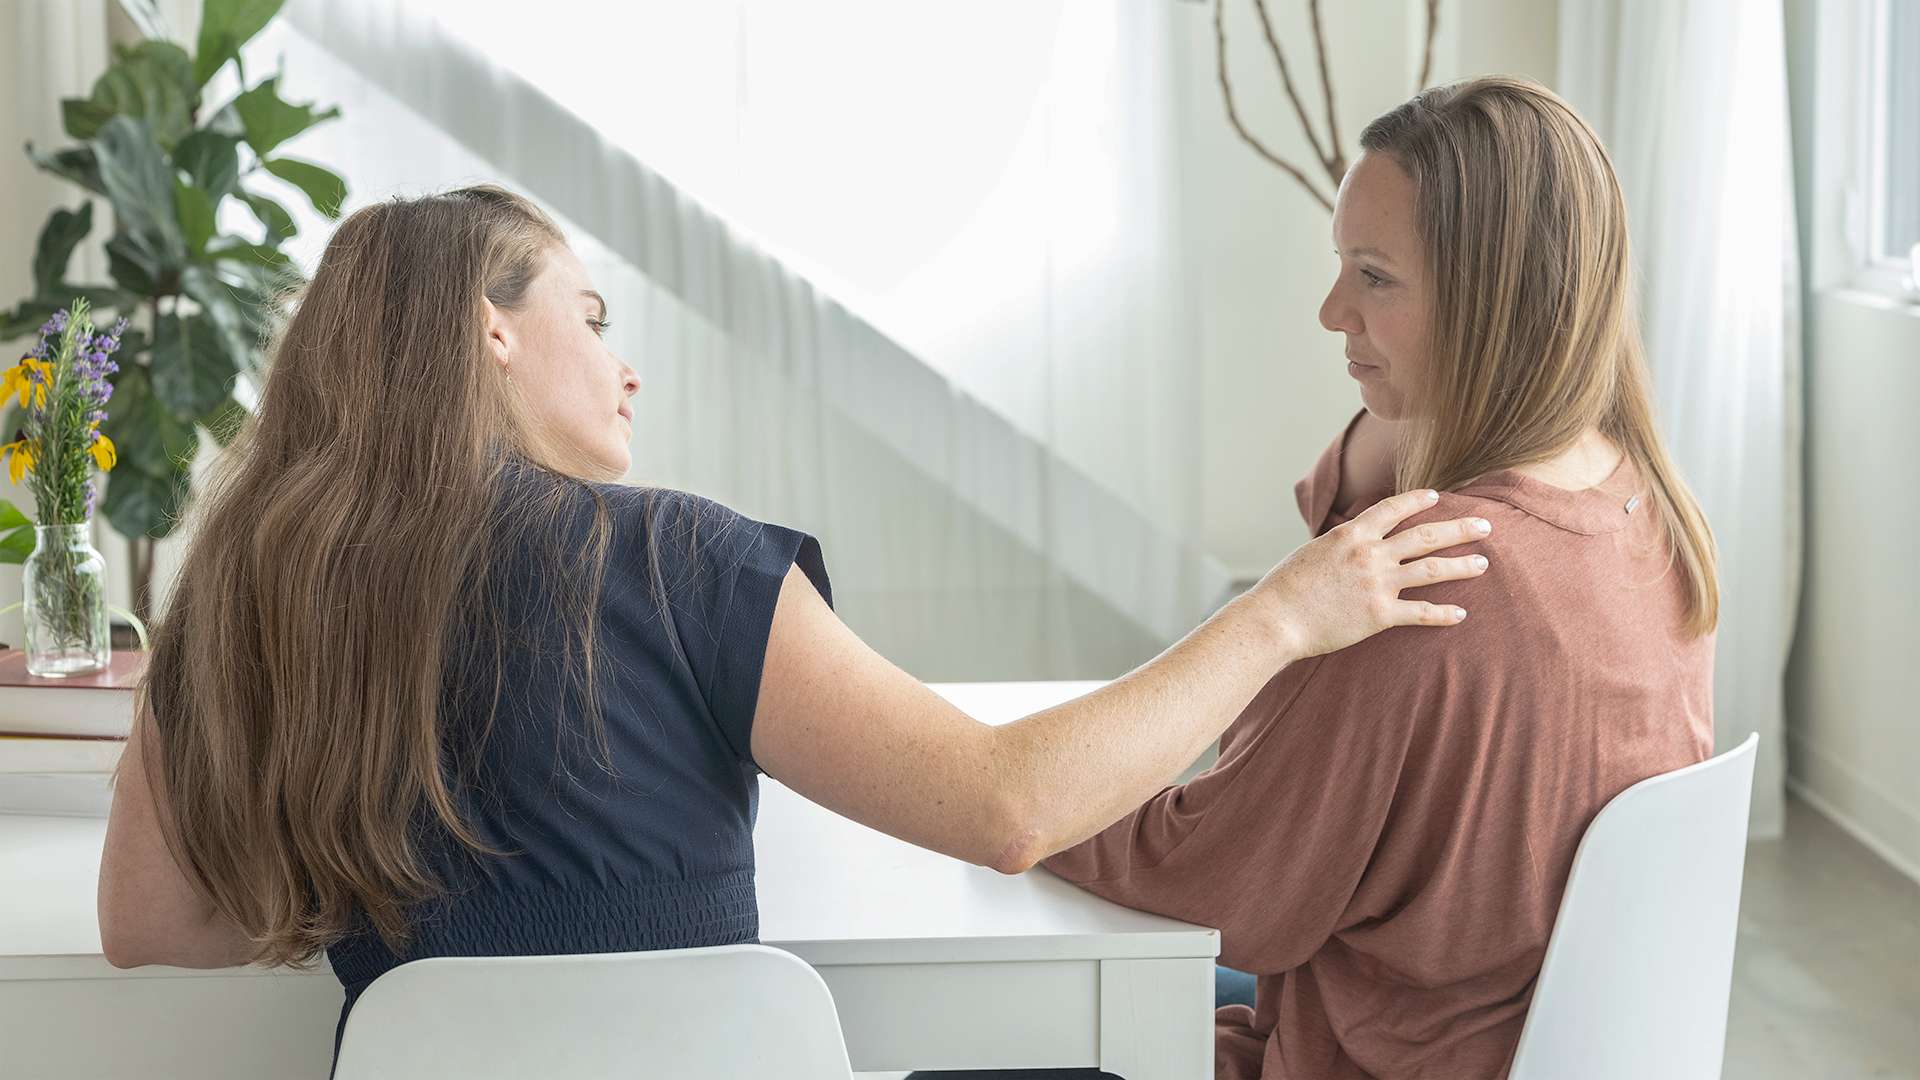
[940,76,1719,1080]
[93,185,1493,1061]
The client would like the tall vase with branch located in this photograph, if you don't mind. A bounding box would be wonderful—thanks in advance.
[1,0,347,625]
[2,299,129,675]
[1212,0,1442,212]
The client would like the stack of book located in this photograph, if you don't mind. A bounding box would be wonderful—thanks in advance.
[0,648,142,816]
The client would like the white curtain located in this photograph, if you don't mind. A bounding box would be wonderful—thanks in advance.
[0,0,110,650]
[178,1,1230,681]
[1558,0,1802,835]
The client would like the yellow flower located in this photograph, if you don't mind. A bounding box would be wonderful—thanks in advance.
[2,439,33,484]
[1,359,50,410]
[89,432,116,471]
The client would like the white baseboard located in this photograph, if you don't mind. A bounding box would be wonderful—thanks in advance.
[1784,737,1920,888]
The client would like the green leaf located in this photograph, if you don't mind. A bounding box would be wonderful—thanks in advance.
[102,363,198,482]
[174,129,241,202]
[240,190,295,245]
[0,501,29,530]
[262,156,345,219]
[94,117,187,280]
[25,143,105,197]
[151,313,237,416]
[232,77,340,159]
[59,286,141,316]
[113,0,173,42]
[105,235,160,295]
[205,238,294,274]
[0,524,33,564]
[72,41,200,149]
[193,0,286,87]
[175,179,217,255]
[32,203,93,296]
[0,300,62,345]
[180,263,275,368]
[103,459,193,541]
[61,97,118,141]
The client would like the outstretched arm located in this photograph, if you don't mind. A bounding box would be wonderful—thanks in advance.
[751,489,1491,874]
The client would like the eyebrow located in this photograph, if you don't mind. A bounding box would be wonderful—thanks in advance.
[580,290,607,320]
[1340,246,1396,266]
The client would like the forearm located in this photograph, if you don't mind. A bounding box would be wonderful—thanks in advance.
[988,588,1297,871]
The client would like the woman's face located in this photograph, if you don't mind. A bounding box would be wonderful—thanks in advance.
[483,244,639,479]
[1319,151,1431,421]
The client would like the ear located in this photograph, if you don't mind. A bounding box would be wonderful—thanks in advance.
[481,297,512,369]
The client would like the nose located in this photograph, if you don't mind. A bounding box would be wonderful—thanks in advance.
[621,364,640,396]
[1319,277,1360,337]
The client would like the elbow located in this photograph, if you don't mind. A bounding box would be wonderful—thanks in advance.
[99,919,153,969]
[988,834,1045,876]
[982,790,1051,876]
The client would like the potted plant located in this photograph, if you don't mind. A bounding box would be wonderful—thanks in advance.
[2,0,346,622]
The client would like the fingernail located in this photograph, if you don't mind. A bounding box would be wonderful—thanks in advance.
[1471,518,1492,534]
[1453,607,1469,621]
[1471,555,1489,570]
[1424,490,1440,503]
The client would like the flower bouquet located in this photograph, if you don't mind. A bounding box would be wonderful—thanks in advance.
[3,299,123,676]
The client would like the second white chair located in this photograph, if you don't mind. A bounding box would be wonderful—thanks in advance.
[333,942,853,1080]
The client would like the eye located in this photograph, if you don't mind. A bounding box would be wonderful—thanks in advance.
[587,317,612,337]
[1359,269,1388,288]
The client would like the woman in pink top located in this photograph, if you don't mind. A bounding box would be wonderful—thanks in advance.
[920,76,1719,1079]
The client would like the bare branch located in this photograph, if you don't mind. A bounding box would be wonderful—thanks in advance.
[1214,0,1335,213]
[1417,0,1440,91]
[1306,0,1346,178]
[1248,0,1338,181]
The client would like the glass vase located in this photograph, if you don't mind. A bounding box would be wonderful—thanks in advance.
[22,523,110,678]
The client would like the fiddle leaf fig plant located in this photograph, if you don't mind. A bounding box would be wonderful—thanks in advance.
[3,0,346,618]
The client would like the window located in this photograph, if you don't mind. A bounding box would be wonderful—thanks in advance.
[1859,0,1920,294]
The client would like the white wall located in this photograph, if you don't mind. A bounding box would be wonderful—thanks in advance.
[1786,292,1920,882]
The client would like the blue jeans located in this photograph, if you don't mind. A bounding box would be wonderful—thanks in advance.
[903,966,1256,1079]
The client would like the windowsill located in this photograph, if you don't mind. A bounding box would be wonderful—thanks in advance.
[1816,285,1920,319]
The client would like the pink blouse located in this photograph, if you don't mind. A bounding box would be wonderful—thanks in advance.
[1043,420,1714,1078]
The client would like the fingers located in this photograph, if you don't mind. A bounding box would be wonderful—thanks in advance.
[1397,554,1490,589]
[1391,600,1471,627]
[1349,488,1443,537]
[1385,514,1493,561]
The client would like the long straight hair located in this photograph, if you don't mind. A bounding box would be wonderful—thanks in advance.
[1359,76,1718,637]
[137,186,626,965]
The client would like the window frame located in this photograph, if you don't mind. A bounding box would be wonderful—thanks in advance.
[1849,0,1919,298]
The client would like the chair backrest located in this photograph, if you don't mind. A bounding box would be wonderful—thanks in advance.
[1508,733,1758,1080]
[333,943,853,1080]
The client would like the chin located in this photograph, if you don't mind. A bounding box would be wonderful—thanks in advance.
[1358,384,1408,421]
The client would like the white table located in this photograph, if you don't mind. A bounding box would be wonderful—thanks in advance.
[0,681,1219,1078]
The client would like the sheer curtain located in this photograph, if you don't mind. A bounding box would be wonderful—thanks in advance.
[216,0,1228,680]
[1559,0,1802,835]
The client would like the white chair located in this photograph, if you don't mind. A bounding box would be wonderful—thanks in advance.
[333,943,854,1080]
[1508,733,1759,1080]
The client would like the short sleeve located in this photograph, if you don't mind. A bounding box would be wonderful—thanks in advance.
[635,492,832,770]
[1295,409,1374,537]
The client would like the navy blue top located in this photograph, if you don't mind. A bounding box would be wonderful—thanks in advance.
[325,475,829,1049]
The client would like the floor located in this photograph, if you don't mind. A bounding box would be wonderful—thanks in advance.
[1724,794,1920,1078]
[859,793,1920,1079]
